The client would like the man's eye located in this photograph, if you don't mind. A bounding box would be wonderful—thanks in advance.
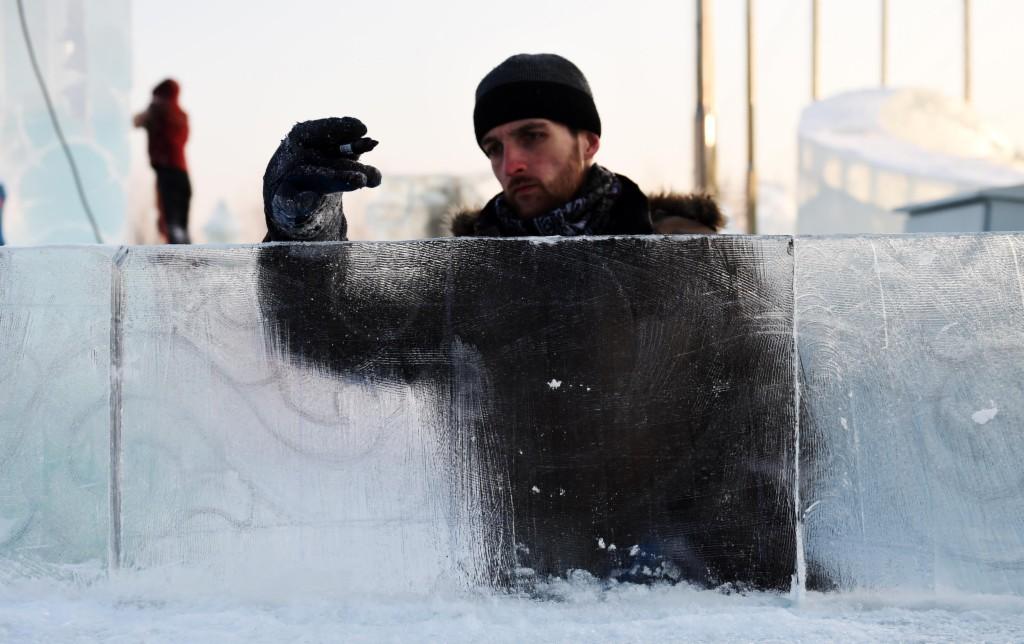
[525,131,544,142]
[484,144,501,158]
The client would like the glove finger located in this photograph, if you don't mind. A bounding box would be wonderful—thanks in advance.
[318,158,381,189]
[358,163,381,188]
[288,117,367,150]
[278,165,371,195]
[338,137,378,159]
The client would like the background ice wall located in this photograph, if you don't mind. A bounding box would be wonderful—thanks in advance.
[1,236,1023,597]
[796,90,1024,235]
[0,0,131,244]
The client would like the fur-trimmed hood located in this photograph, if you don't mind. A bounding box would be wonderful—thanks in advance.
[449,180,724,237]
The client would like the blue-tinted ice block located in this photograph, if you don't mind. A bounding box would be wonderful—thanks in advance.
[0,247,113,582]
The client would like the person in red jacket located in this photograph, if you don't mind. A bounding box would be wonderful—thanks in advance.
[134,78,191,243]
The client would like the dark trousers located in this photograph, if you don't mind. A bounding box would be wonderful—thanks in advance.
[155,166,192,244]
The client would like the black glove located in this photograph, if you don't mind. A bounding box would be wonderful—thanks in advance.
[262,117,382,242]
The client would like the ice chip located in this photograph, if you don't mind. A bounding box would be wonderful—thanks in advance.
[972,402,998,425]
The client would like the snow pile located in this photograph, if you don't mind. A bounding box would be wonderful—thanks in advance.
[797,88,1024,234]
[1,575,1022,643]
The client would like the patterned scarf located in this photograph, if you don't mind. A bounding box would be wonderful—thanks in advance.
[488,165,621,236]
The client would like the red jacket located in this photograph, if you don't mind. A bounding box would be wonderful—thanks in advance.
[140,80,189,171]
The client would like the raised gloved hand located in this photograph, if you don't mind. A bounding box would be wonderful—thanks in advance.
[262,117,382,242]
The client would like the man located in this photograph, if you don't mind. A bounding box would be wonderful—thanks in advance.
[134,78,191,244]
[257,56,793,591]
[263,53,721,241]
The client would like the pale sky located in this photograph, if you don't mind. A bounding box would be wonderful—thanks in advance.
[130,0,1024,238]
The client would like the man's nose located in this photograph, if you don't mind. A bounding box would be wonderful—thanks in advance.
[502,145,527,177]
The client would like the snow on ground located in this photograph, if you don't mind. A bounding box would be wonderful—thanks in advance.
[1,575,1022,643]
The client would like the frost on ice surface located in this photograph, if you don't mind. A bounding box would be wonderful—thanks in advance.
[3,581,1024,643]
[546,379,562,390]
[971,402,998,425]
[4,234,1024,627]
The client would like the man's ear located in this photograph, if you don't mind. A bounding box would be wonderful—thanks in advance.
[581,131,600,162]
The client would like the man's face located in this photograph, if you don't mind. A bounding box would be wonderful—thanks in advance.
[480,119,599,219]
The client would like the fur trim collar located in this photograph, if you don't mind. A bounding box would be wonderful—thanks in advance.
[449,190,724,237]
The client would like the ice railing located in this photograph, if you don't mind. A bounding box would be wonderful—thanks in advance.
[1,235,1022,596]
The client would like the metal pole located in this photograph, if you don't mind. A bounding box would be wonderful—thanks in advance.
[881,0,889,87]
[811,0,820,100]
[964,0,972,103]
[746,0,757,234]
[695,0,717,195]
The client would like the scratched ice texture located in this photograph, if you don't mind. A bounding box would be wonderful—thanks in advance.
[116,246,492,595]
[253,236,797,590]
[1,236,1023,602]
[113,236,797,593]
[0,247,114,583]
[797,234,1024,594]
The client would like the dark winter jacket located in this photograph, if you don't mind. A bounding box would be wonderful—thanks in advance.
[138,80,189,172]
[452,173,653,237]
[450,175,724,238]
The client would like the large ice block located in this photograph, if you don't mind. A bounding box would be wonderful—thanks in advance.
[797,234,1024,594]
[0,246,113,583]
[115,246,493,594]
[256,236,798,590]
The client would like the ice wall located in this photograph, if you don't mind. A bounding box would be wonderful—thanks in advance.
[0,1,131,245]
[1,236,1023,597]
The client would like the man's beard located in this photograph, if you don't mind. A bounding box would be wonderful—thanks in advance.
[506,152,585,219]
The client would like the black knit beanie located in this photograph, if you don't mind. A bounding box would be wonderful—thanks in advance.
[474,53,601,144]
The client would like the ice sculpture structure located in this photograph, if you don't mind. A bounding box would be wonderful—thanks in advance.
[0,235,1022,597]
[0,1,132,244]
[797,89,1024,234]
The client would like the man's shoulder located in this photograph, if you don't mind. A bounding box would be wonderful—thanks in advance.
[450,210,485,237]
[647,191,726,232]
[448,177,723,237]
